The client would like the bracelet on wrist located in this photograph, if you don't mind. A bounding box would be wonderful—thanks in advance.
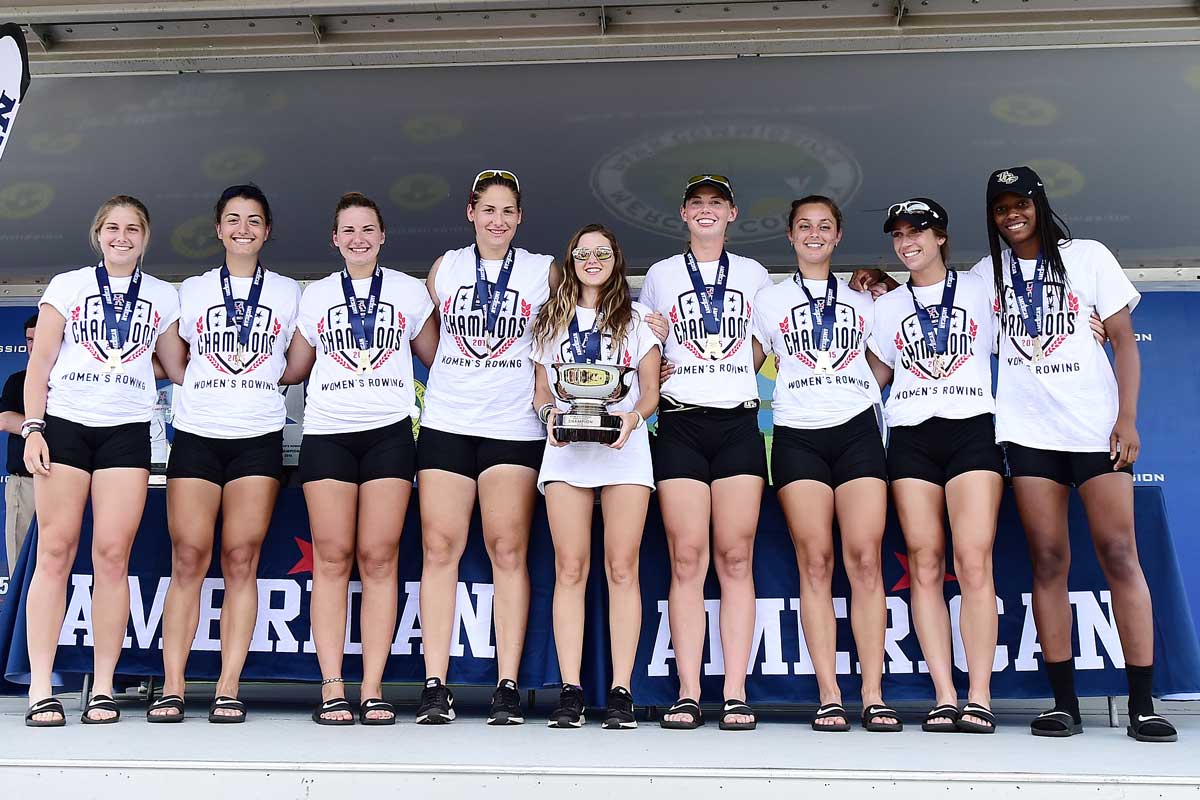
[538,403,555,425]
[632,411,645,430]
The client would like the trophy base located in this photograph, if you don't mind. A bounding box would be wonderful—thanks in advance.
[554,412,623,445]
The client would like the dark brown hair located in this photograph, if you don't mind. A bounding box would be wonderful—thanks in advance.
[331,192,387,233]
[469,174,521,210]
[787,194,843,232]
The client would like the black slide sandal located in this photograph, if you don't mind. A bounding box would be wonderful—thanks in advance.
[312,698,355,726]
[1030,709,1082,737]
[25,697,66,728]
[146,694,185,723]
[1127,713,1178,743]
[718,699,757,731]
[956,703,996,734]
[922,704,961,733]
[208,695,247,724]
[659,698,704,729]
[359,698,396,726]
[861,704,903,732]
[81,694,121,724]
[811,703,851,732]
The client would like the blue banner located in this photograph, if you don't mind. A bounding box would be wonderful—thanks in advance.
[1,486,1197,707]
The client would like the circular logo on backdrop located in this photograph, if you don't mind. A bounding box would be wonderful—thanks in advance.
[171,215,224,260]
[203,147,265,181]
[390,174,449,211]
[990,95,1058,127]
[404,115,464,144]
[591,123,862,244]
[30,132,82,155]
[1026,159,1085,198]
[0,182,53,220]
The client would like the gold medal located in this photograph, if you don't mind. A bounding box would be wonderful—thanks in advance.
[356,348,372,374]
[106,349,124,373]
[815,350,834,375]
[230,347,243,368]
[703,334,723,360]
[1030,342,1044,363]
[930,354,945,378]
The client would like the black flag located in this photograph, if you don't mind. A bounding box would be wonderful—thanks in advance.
[0,22,32,163]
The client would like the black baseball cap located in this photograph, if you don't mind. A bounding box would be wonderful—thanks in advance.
[883,197,949,233]
[986,166,1044,205]
[683,174,734,202]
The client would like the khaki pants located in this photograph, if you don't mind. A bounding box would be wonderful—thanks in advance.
[4,475,35,575]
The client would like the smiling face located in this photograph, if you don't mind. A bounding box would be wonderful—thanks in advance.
[216,196,269,260]
[333,205,385,268]
[572,231,616,291]
[680,187,737,242]
[991,192,1038,249]
[891,221,946,274]
[467,184,522,251]
[97,205,147,268]
[787,201,842,266]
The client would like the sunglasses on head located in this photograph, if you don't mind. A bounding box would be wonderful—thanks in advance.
[685,174,732,193]
[571,246,614,263]
[887,200,940,219]
[472,169,520,193]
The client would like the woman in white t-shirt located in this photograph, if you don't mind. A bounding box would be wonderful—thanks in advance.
[753,195,898,733]
[972,166,1174,742]
[641,175,772,731]
[414,170,558,726]
[147,185,301,724]
[866,199,1003,735]
[531,224,661,730]
[22,196,185,726]
[285,193,437,725]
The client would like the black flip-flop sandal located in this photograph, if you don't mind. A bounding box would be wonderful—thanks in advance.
[1127,713,1178,743]
[956,703,996,734]
[659,698,704,730]
[146,694,185,723]
[25,697,66,728]
[718,699,757,731]
[861,704,903,732]
[208,695,247,724]
[81,694,121,724]
[811,703,851,732]
[312,698,355,726]
[922,704,961,733]
[359,698,396,726]
[1030,709,1082,737]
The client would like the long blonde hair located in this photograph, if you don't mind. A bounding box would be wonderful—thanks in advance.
[533,223,633,351]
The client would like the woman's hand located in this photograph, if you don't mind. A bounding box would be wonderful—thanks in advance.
[849,268,896,299]
[546,408,567,447]
[608,412,638,450]
[1089,311,1107,345]
[1110,415,1140,470]
[23,432,50,476]
[645,312,669,343]
[659,359,675,385]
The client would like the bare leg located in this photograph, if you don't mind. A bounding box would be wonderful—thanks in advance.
[416,469,475,682]
[710,474,763,723]
[304,478,357,722]
[656,478,710,722]
[599,484,650,689]
[545,482,594,686]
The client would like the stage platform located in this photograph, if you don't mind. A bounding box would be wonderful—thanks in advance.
[0,686,1194,799]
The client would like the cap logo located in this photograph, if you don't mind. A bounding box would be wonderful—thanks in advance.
[996,170,1019,185]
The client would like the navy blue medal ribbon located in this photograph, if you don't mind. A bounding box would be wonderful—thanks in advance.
[341,265,384,372]
[1008,251,1046,361]
[794,274,838,352]
[684,249,729,335]
[220,262,265,362]
[473,245,516,335]
[566,311,602,363]
[907,269,958,376]
[96,261,142,370]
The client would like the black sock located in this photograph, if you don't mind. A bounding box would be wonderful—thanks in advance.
[1126,663,1155,720]
[1045,658,1081,723]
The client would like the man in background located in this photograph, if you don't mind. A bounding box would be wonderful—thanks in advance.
[1,314,37,575]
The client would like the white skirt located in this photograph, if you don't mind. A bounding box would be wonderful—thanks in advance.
[536,426,654,494]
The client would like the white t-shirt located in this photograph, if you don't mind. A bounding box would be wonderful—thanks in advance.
[298,268,435,436]
[421,245,553,441]
[39,265,181,427]
[968,239,1139,451]
[868,271,995,428]
[754,275,880,429]
[638,252,773,409]
[535,303,660,492]
[173,267,301,438]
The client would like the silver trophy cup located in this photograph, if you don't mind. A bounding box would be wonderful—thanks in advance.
[548,363,636,445]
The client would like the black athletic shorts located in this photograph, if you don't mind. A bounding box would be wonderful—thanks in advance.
[167,429,283,485]
[771,408,887,489]
[1002,441,1132,487]
[42,414,150,473]
[651,401,768,483]
[415,425,543,480]
[300,419,416,484]
[887,414,1004,486]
